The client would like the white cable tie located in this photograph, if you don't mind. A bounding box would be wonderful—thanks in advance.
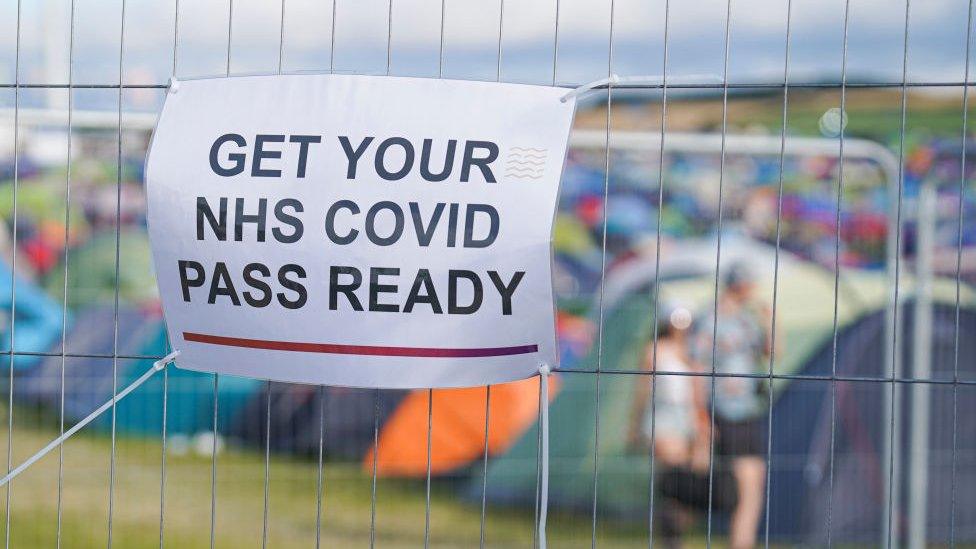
[0,350,180,488]
[154,349,181,370]
[537,362,552,549]
[560,72,725,103]
[560,74,619,103]
[168,76,180,94]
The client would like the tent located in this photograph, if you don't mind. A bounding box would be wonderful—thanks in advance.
[43,229,158,308]
[227,371,559,472]
[364,379,558,477]
[767,302,976,543]
[0,258,63,371]
[229,384,408,460]
[478,234,976,542]
[15,304,261,436]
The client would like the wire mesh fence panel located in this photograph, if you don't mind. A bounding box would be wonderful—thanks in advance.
[0,0,974,547]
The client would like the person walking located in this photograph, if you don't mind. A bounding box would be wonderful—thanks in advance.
[628,303,710,548]
[692,262,772,549]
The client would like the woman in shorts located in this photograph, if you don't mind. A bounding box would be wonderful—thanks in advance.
[629,304,710,547]
[692,263,772,549]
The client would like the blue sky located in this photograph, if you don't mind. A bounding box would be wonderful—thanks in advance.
[1,0,975,109]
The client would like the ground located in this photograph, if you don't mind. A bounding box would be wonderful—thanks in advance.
[0,422,721,548]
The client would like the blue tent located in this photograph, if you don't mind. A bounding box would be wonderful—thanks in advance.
[14,305,261,437]
[0,259,63,371]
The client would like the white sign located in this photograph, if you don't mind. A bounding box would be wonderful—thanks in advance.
[146,74,576,388]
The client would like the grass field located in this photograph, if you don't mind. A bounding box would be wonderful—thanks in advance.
[0,422,714,548]
[575,87,976,143]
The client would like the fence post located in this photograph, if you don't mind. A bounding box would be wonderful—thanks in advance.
[908,178,935,549]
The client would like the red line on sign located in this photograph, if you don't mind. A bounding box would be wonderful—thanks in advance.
[182,332,539,358]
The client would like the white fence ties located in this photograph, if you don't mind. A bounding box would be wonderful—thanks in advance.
[560,73,725,103]
[561,74,620,103]
[537,362,552,549]
[0,350,181,488]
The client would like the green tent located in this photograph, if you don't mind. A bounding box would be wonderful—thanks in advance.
[44,228,158,308]
[480,235,976,523]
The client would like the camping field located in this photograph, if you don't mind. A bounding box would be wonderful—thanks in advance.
[0,420,723,548]
[2,87,975,547]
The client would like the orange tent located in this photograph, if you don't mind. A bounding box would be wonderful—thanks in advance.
[364,376,559,477]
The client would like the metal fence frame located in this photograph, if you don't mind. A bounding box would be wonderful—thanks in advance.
[0,0,973,547]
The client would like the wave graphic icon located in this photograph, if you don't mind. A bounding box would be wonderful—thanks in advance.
[504,147,548,180]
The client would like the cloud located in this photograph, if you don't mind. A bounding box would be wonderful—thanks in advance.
[0,0,972,86]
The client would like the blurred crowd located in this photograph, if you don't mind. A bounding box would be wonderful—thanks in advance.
[553,143,975,293]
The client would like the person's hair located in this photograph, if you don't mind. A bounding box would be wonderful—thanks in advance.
[722,261,754,289]
[655,318,676,340]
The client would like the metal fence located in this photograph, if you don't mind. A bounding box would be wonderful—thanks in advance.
[0,0,975,547]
